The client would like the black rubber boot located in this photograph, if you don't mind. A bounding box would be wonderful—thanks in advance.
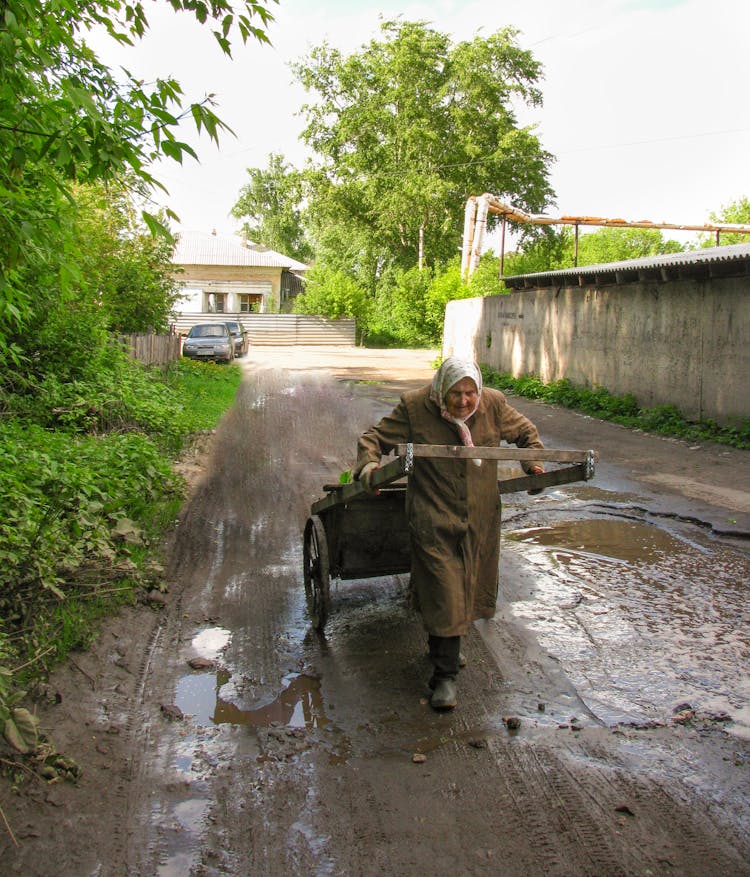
[427,635,461,709]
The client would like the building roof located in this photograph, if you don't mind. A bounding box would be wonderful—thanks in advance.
[173,230,309,271]
[502,243,750,290]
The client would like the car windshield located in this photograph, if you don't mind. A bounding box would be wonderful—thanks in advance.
[189,325,227,338]
[224,322,240,333]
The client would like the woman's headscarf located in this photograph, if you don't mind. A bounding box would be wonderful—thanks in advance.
[429,357,482,448]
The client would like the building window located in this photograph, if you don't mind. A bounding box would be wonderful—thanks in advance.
[214,293,226,313]
[239,294,262,313]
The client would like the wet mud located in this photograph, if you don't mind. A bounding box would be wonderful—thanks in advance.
[4,348,750,876]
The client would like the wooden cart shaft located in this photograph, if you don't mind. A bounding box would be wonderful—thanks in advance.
[311,443,597,515]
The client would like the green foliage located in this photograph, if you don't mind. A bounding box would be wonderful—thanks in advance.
[231,153,313,262]
[481,367,750,449]
[293,264,370,327]
[72,183,183,334]
[365,263,447,347]
[0,0,276,356]
[292,19,553,273]
[704,196,750,246]
[466,253,505,297]
[578,227,683,265]
[0,357,240,727]
[4,343,238,454]
[502,228,576,276]
[501,226,685,279]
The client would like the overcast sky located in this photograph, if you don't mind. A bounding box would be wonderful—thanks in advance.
[92,0,750,249]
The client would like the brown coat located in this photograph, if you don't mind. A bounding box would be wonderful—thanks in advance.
[355,385,544,636]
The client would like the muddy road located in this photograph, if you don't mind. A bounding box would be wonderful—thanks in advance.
[4,347,750,876]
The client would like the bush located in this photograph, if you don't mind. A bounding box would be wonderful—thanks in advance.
[0,356,241,704]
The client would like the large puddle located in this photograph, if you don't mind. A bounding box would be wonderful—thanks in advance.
[503,514,750,737]
[174,625,328,731]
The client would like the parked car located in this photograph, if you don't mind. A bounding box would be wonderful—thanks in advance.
[223,319,249,357]
[182,323,235,363]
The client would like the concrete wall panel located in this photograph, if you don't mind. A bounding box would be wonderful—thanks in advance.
[443,275,750,425]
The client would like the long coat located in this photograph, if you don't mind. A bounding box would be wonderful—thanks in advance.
[355,385,544,637]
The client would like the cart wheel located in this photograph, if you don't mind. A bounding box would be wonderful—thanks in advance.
[303,515,330,631]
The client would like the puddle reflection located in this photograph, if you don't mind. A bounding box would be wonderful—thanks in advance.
[176,670,329,731]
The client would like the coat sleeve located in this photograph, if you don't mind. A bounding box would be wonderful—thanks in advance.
[500,401,545,473]
[354,398,413,478]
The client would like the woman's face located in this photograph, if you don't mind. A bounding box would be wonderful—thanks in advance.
[445,377,478,419]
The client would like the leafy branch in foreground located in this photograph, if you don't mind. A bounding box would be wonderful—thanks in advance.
[0,0,277,349]
[481,367,750,450]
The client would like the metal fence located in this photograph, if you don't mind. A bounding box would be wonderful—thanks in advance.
[173,313,356,346]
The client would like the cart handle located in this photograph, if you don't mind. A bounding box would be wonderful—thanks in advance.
[395,444,598,463]
[312,445,597,514]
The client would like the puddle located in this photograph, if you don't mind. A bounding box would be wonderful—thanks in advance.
[503,517,750,737]
[176,669,330,730]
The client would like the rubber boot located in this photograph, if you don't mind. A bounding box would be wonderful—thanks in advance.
[427,634,460,710]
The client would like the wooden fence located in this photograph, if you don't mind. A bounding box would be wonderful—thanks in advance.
[120,333,182,366]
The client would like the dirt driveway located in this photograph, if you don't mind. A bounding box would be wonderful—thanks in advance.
[3,346,749,876]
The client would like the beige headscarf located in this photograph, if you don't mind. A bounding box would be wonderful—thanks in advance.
[429,357,482,448]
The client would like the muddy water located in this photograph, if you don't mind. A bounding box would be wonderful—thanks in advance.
[501,506,750,736]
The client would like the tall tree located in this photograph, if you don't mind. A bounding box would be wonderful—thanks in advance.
[231,153,313,262]
[0,0,276,352]
[292,20,554,275]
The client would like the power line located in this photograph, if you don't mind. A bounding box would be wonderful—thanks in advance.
[556,127,750,155]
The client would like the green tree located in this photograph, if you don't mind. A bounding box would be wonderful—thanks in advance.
[501,225,684,279]
[293,265,369,326]
[703,196,750,246]
[577,227,683,265]
[73,183,182,334]
[502,228,574,277]
[231,153,313,262]
[292,19,553,274]
[0,0,276,354]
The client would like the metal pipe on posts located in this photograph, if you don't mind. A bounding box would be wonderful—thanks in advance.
[461,197,477,278]
[461,194,750,279]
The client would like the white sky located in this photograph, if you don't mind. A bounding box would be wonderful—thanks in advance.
[91,0,750,250]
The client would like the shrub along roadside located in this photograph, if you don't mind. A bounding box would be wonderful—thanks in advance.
[481,366,750,450]
[0,358,241,763]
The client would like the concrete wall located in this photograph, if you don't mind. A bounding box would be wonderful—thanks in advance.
[443,275,750,424]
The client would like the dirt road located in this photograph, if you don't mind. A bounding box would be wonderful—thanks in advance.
[3,347,749,876]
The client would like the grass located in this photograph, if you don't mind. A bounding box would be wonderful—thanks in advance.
[481,366,750,450]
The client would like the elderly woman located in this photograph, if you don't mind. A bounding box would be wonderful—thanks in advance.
[354,357,544,710]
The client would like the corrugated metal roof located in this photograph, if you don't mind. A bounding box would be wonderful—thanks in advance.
[173,230,309,270]
[503,242,750,288]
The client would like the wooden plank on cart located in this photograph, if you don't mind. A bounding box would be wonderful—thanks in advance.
[498,462,592,494]
[310,454,411,515]
[395,444,598,463]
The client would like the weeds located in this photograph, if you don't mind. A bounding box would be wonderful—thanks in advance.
[0,357,241,769]
[481,366,750,449]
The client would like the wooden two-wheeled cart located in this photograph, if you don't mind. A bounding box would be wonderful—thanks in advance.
[302,443,597,631]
